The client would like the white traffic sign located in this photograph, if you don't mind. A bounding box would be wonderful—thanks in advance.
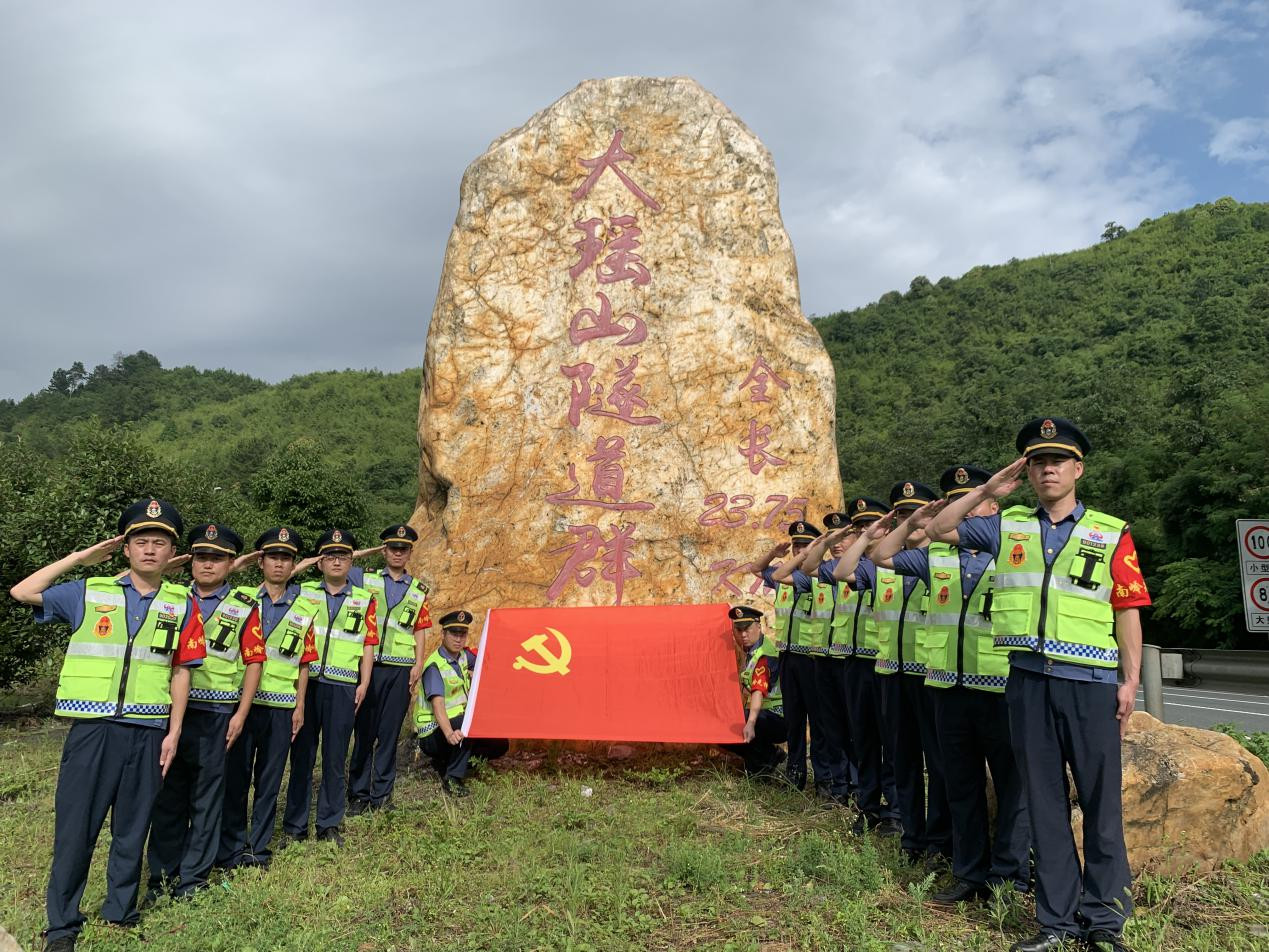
[1236,520,1269,632]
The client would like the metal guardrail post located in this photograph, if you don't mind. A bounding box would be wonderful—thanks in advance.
[1141,643,1164,721]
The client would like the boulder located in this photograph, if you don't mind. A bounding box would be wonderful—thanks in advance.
[1070,712,1269,876]
[409,76,841,618]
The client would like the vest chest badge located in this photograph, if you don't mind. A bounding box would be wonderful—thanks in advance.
[1008,532,1031,541]
[1009,544,1027,567]
[936,586,950,605]
[94,616,113,638]
[933,571,952,580]
[882,588,895,604]
[94,603,114,613]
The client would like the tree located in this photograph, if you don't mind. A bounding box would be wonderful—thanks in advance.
[1101,221,1128,241]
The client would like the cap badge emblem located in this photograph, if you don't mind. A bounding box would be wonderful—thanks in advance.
[902,482,914,498]
[856,499,866,511]
[332,530,343,543]
[954,468,969,485]
[206,525,218,540]
[278,528,290,542]
[146,500,162,518]
[397,526,407,537]
[1040,419,1057,439]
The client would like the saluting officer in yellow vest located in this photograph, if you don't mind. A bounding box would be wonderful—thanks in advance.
[865,481,953,865]
[346,524,433,814]
[872,468,1030,903]
[717,605,786,777]
[217,527,323,870]
[282,529,378,846]
[145,523,265,902]
[10,499,206,952]
[929,419,1150,952]
[415,610,508,797]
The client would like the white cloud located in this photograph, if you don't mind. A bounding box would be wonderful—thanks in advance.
[1210,117,1269,163]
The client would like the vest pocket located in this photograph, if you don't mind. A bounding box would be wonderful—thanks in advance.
[1053,595,1113,638]
[989,590,1033,638]
[58,667,115,704]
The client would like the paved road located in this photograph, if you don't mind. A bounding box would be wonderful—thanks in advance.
[1135,681,1269,733]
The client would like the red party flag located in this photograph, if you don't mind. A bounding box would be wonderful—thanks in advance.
[461,604,744,743]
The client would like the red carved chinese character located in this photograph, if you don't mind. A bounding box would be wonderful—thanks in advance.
[545,436,655,512]
[707,559,766,597]
[738,418,788,475]
[560,358,661,428]
[736,356,790,403]
[568,216,651,286]
[546,522,641,606]
[571,129,662,212]
[569,291,647,346]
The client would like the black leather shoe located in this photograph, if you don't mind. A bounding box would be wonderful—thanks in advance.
[850,813,878,836]
[931,878,991,904]
[346,799,369,817]
[1085,930,1131,952]
[876,817,903,838]
[44,937,76,952]
[1009,931,1077,951]
[441,777,469,798]
[903,847,924,865]
[316,827,344,847]
[368,796,393,813]
[276,831,307,851]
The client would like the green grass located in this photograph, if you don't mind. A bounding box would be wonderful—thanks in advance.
[1,726,1267,951]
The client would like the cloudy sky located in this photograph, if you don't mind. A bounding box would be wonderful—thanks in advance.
[2,1,1266,399]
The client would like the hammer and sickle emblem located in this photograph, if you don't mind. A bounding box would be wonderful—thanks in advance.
[513,628,572,676]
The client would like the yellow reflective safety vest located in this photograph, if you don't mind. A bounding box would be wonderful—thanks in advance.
[806,578,836,658]
[922,543,1008,693]
[254,586,323,709]
[873,568,928,677]
[54,577,190,721]
[301,580,374,684]
[414,647,473,736]
[188,586,260,705]
[740,635,783,714]
[360,571,430,667]
[773,579,827,654]
[991,505,1125,669]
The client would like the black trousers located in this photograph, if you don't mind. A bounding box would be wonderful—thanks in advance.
[146,707,230,896]
[719,708,786,774]
[932,687,1030,887]
[813,656,855,799]
[285,680,356,835]
[46,721,164,942]
[348,664,412,806]
[879,674,952,854]
[219,704,293,867]
[845,657,899,820]
[778,651,815,789]
[1007,666,1132,937]
[418,716,509,780]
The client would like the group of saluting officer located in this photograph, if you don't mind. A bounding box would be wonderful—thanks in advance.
[722,416,1149,952]
[10,508,504,952]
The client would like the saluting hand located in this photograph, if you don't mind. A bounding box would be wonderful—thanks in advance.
[984,456,1027,500]
[769,541,791,559]
[77,535,125,566]
[907,499,947,530]
[232,550,262,573]
[865,513,896,541]
[163,554,191,575]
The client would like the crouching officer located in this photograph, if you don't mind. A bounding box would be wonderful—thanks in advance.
[283,530,377,846]
[415,610,508,797]
[218,527,322,869]
[929,418,1150,952]
[146,524,265,901]
[718,605,786,776]
[347,524,432,814]
[9,499,206,952]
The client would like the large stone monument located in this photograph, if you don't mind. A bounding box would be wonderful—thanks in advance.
[409,77,841,613]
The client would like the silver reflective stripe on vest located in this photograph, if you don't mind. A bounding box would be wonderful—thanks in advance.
[999,520,1037,534]
[266,647,301,667]
[321,628,365,645]
[206,644,239,663]
[873,609,902,624]
[65,642,170,665]
[84,589,126,607]
[925,612,962,627]
[994,572,1113,602]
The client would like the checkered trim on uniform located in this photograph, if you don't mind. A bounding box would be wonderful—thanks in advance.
[254,690,297,706]
[416,722,439,737]
[854,647,879,658]
[189,688,240,702]
[784,644,817,655]
[875,659,901,673]
[926,668,958,686]
[901,662,926,676]
[774,640,789,651]
[310,663,359,680]
[54,700,171,717]
[994,635,1118,664]
[766,705,784,717]
[926,669,1008,689]
[829,644,854,657]
[377,654,415,665]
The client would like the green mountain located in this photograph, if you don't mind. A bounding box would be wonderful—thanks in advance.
[815,197,1269,649]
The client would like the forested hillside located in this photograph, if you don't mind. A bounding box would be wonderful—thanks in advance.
[816,197,1269,650]
[1,198,1264,684]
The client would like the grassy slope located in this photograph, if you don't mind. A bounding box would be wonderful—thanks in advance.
[0,726,1265,951]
